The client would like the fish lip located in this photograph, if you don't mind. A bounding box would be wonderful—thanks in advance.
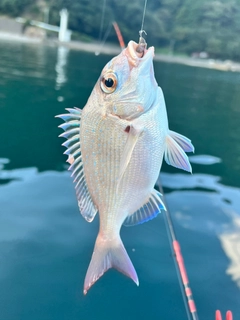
[126,40,154,66]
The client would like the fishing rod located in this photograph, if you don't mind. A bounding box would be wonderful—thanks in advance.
[112,22,125,50]
[158,182,199,320]
[158,182,234,320]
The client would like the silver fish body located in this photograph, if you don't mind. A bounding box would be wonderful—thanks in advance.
[81,86,166,229]
[57,41,194,294]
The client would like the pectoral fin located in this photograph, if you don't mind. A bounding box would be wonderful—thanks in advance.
[117,124,144,189]
[164,131,193,173]
[169,130,194,153]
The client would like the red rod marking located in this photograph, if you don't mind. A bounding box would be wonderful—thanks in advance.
[216,310,233,320]
[173,240,196,313]
[216,310,222,320]
[188,300,196,313]
[185,287,192,296]
[173,240,189,285]
[112,21,125,49]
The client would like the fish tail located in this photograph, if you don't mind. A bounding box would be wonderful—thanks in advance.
[83,234,139,294]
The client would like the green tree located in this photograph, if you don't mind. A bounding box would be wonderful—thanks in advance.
[0,0,36,16]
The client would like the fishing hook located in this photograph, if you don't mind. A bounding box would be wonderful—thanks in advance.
[136,30,147,57]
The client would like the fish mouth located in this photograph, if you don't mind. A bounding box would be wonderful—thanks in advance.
[126,40,154,67]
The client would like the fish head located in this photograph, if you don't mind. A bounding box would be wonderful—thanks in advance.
[94,41,158,120]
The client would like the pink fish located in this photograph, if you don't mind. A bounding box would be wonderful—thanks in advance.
[57,40,194,294]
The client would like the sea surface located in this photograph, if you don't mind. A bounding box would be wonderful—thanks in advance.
[0,41,239,320]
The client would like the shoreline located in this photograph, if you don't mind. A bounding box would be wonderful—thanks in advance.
[1,32,240,72]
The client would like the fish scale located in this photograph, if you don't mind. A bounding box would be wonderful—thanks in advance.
[87,117,124,220]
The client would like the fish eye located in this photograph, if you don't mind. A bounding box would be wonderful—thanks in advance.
[100,72,117,93]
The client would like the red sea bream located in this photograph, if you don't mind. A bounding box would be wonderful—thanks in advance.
[57,40,194,294]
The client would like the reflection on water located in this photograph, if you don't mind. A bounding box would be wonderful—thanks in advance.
[189,154,222,165]
[0,43,51,81]
[55,46,69,90]
[160,172,240,289]
[0,162,81,243]
[220,228,240,288]
[0,158,9,171]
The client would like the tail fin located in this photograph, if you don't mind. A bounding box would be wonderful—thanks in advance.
[83,234,139,294]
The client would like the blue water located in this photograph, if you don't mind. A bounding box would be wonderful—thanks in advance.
[0,41,239,320]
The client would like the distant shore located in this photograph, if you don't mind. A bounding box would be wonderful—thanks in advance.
[0,31,42,43]
[57,39,240,72]
[1,31,240,72]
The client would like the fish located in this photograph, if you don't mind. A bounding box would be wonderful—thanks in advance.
[56,40,194,295]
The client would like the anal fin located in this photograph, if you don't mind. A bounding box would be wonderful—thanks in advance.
[124,189,166,226]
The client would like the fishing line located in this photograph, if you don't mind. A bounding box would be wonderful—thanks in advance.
[101,21,113,46]
[98,0,107,43]
[95,21,113,56]
[136,0,148,55]
[140,0,148,33]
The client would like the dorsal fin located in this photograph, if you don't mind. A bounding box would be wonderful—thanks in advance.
[124,189,166,226]
[56,108,98,222]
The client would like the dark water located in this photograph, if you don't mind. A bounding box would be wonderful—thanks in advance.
[0,41,239,320]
